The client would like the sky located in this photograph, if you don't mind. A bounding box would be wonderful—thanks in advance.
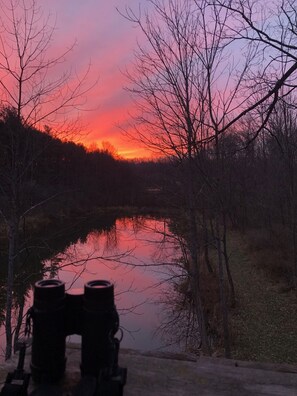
[38,0,150,159]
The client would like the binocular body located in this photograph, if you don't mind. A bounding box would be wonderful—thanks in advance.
[30,279,121,384]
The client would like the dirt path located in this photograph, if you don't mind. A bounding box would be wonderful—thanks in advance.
[228,232,297,364]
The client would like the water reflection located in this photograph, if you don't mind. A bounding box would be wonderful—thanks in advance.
[0,215,182,358]
[45,217,180,352]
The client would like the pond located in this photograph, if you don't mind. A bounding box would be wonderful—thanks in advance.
[0,214,185,359]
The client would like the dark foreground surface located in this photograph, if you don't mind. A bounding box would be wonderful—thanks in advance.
[1,344,297,395]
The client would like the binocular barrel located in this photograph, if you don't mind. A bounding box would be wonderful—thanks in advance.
[30,279,66,383]
[82,280,119,377]
[30,279,121,383]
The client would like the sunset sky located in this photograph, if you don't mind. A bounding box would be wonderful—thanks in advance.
[39,0,150,159]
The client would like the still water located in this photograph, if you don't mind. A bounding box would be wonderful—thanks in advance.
[0,215,183,357]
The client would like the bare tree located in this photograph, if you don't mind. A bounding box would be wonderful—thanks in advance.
[123,0,297,357]
[210,0,297,141]
[0,0,93,359]
[0,0,93,135]
[265,97,297,286]
[123,0,232,355]
[211,0,297,289]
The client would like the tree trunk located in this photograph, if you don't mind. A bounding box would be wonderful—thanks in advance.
[202,210,213,274]
[292,203,297,288]
[214,131,231,358]
[190,272,210,355]
[186,157,210,355]
[222,212,235,307]
[188,209,210,354]
[215,217,231,358]
[14,296,25,353]
[5,220,18,360]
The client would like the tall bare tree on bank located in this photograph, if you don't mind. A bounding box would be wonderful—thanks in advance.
[213,0,297,287]
[123,0,297,356]
[0,0,93,359]
[123,0,232,355]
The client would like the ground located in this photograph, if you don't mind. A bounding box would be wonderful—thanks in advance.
[1,346,297,395]
[228,231,297,364]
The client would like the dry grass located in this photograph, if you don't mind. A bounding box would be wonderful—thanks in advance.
[244,227,293,284]
[228,231,297,364]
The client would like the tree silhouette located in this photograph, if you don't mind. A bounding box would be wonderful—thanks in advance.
[123,0,297,357]
[0,0,93,359]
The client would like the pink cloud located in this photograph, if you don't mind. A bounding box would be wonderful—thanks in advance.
[34,1,152,158]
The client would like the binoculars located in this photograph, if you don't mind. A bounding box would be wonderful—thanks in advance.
[29,278,126,394]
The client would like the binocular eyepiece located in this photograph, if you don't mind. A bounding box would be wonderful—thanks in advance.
[30,278,125,389]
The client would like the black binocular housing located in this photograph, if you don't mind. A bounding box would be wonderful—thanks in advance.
[30,279,121,384]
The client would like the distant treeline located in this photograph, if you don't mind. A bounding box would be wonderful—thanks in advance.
[1,104,297,233]
[0,108,171,218]
[2,104,297,237]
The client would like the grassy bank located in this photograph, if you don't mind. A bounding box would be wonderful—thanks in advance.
[228,231,297,364]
